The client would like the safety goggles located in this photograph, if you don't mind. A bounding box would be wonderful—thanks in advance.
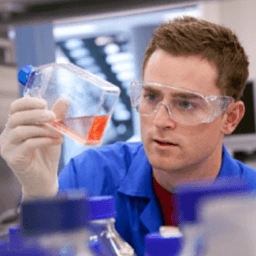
[130,81,234,125]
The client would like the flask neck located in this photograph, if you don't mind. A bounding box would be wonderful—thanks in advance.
[89,218,136,256]
[89,217,116,234]
[90,217,115,225]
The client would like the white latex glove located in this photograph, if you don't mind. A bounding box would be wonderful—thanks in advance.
[0,97,69,201]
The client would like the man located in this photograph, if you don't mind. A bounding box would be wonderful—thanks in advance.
[1,16,256,255]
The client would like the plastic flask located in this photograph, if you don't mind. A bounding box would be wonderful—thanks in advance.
[88,195,136,256]
[20,189,94,256]
[175,177,251,256]
[18,63,121,145]
[201,194,256,255]
[144,226,183,256]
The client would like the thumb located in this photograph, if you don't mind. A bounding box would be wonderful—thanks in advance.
[51,98,70,121]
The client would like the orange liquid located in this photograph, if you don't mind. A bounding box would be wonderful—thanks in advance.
[50,115,109,145]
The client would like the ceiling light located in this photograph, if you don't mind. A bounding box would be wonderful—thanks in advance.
[76,57,95,67]
[65,39,84,49]
[111,62,134,73]
[106,53,133,64]
[116,71,135,81]
[69,48,90,58]
[95,36,113,46]
[104,43,119,55]
[85,66,101,74]
[54,24,96,39]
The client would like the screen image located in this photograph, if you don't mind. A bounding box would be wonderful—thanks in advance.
[224,80,256,162]
[233,81,255,135]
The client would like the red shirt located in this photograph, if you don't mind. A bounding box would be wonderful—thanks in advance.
[153,177,179,226]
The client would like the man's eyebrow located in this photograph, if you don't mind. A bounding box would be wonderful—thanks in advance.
[142,85,161,93]
[171,92,203,99]
[142,85,203,99]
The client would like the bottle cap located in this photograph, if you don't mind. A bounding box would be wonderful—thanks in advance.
[175,177,251,225]
[18,65,33,86]
[21,190,89,236]
[145,232,182,256]
[159,226,182,238]
[88,195,116,220]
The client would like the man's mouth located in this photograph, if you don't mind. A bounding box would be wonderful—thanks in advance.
[154,139,178,146]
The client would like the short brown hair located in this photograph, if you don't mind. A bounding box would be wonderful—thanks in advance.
[142,16,249,101]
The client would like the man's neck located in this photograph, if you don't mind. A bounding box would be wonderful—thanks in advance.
[152,147,222,192]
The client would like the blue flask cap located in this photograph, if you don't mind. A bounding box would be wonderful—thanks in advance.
[88,195,116,220]
[145,232,182,256]
[21,193,89,236]
[175,177,251,225]
[18,64,34,88]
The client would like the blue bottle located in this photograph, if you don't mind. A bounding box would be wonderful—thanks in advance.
[145,227,183,256]
[88,195,136,256]
[20,189,94,255]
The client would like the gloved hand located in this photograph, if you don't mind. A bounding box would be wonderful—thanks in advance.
[0,97,69,201]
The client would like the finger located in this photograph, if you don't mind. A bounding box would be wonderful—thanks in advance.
[8,109,56,129]
[10,97,48,115]
[20,136,63,157]
[3,136,63,171]
[51,98,70,121]
[8,125,62,145]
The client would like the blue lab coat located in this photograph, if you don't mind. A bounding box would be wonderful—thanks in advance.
[58,142,256,256]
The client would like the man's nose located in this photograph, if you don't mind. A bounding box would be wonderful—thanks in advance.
[153,103,176,129]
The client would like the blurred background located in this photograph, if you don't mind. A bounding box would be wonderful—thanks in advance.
[1,0,256,215]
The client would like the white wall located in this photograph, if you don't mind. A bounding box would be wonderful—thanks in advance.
[0,65,19,131]
[220,0,256,79]
[202,0,256,80]
[0,65,20,215]
[201,0,221,24]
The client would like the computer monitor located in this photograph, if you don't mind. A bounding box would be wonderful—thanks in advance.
[223,79,256,154]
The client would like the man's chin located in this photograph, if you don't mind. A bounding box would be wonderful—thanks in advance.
[149,157,179,172]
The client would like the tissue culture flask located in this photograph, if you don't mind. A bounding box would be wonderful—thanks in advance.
[51,115,109,145]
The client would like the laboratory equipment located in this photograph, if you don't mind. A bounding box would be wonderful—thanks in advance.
[18,63,121,145]
[88,195,136,256]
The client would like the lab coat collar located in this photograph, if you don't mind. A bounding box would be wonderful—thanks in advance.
[218,145,241,178]
[117,144,241,233]
[117,144,155,199]
[117,144,163,232]
[118,144,240,198]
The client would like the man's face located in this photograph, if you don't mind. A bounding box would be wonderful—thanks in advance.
[141,49,226,173]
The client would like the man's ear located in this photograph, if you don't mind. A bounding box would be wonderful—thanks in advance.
[221,101,245,135]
